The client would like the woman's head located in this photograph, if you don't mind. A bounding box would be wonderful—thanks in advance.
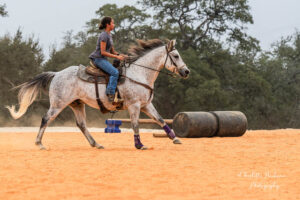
[99,16,114,30]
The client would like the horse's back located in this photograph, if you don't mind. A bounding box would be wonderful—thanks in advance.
[55,65,79,76]
[48,66,82,102]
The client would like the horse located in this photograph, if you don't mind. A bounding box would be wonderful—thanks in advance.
[6,39,190,150]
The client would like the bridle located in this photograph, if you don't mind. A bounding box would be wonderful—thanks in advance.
[162,46,182,75]
[123,45,184,77]
[120,44,185,102]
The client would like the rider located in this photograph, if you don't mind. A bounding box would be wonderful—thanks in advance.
[89,16,127,103]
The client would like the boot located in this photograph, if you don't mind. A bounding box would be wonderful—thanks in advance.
[107,94,115,103]
[107,93,124,104]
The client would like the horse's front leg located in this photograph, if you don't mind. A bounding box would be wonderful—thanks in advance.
[128,102,148,150]
[141,103,181,144]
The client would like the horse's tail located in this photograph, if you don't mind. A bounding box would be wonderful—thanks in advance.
[6,72,56,119]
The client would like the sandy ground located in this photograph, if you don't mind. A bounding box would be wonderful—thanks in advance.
[0,127,299,200]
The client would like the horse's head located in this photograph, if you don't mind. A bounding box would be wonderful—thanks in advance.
[163,39,190,79]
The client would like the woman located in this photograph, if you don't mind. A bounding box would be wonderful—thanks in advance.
[89,16,127,103]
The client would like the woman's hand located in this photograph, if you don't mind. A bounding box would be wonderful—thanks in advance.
[120,54,129,58]
[116,54,129,61]
[116,55,125,61]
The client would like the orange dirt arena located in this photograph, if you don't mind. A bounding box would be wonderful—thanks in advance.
[0,128,299,200]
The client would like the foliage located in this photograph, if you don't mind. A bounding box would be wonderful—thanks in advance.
[138,0,260,52]
[0,30,45,126]
[255,32,300,128]
[0,3,7,17]
[0,1,299,128]
[86,4,151,52]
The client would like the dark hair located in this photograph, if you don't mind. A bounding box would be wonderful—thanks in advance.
[99,16,112,30]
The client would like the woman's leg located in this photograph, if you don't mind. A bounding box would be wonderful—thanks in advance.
[93,58,119,95]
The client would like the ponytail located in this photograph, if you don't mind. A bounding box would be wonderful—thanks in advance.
[99,16,112,30]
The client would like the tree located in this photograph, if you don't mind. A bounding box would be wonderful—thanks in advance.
[0,3,8,17]
[139,0,259,53]
[133,0,260,121]
[13,2,298,128]
[86,4,151,52]
[256,31,300,128]
[0,30,45,126]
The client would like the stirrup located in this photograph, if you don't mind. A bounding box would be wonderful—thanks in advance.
[113,91,124,103]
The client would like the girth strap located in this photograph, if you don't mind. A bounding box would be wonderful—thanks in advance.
[94,76,110,113]
[121,75,153,102]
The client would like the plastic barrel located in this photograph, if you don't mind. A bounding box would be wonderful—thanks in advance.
[211,111,247,137]
[172,111,247,138]
[172,112,218,138]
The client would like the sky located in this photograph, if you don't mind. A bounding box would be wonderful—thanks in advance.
[1,0,300,60]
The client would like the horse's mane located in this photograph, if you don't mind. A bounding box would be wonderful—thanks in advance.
[127,39,166,63]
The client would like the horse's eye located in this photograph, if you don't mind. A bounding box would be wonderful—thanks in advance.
[174,55,179,59]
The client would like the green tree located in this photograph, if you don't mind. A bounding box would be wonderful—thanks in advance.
[45,4,151,71]
[35,3,300,128]
[256,32,300,128]
[86,4,151,52]
[44,31,92,72]
[139,0,259,53]
[0,30,45,126]
[135,0,263,124]
[0,3,8,17]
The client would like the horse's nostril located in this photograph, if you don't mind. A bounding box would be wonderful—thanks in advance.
[185,70,190,75]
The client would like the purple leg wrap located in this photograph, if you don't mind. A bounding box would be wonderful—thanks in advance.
[163,125,176,139]
[134,135,144,149]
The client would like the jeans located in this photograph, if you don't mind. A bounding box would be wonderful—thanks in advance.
[93,58,119,95]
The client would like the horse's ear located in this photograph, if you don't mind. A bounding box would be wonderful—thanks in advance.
[167,39,176,52]
[172,39,176,46]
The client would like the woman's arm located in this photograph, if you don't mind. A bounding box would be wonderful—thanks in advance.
[110,46,119,55]
[100,41,120,59]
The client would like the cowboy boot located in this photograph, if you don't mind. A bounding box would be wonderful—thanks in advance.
[107,92,124,104]
[113,92,124,104]
[107,94,115,103]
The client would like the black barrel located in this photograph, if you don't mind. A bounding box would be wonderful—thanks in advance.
[211,111,247,137]
[172,111,247,138]
[173,112,218,138]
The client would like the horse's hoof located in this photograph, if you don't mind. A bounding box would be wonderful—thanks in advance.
[39,146,46,150]
[173,138,182,144]
[139,146,148,150]
[95,144,105,149]
[36,142,47,150]
[135,144,148,150]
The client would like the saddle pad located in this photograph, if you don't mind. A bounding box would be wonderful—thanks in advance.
[77,64,125,84]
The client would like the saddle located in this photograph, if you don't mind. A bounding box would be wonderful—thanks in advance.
[77,59,125,84]
[77,59,125,113]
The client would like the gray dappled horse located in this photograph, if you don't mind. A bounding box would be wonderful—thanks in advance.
[6,39,190,150]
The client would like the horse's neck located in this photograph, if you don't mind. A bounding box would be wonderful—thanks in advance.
[125,46,165,88]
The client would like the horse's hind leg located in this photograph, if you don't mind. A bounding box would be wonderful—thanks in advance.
[35,106,63,150]
[69,100,104,149]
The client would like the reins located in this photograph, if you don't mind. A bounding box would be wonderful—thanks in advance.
[123,45,178,78]
[119,44,184,103]
[118,45,176,102]
[124,62,176,77]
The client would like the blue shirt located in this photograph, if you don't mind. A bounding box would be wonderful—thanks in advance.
[89,31,113,59]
